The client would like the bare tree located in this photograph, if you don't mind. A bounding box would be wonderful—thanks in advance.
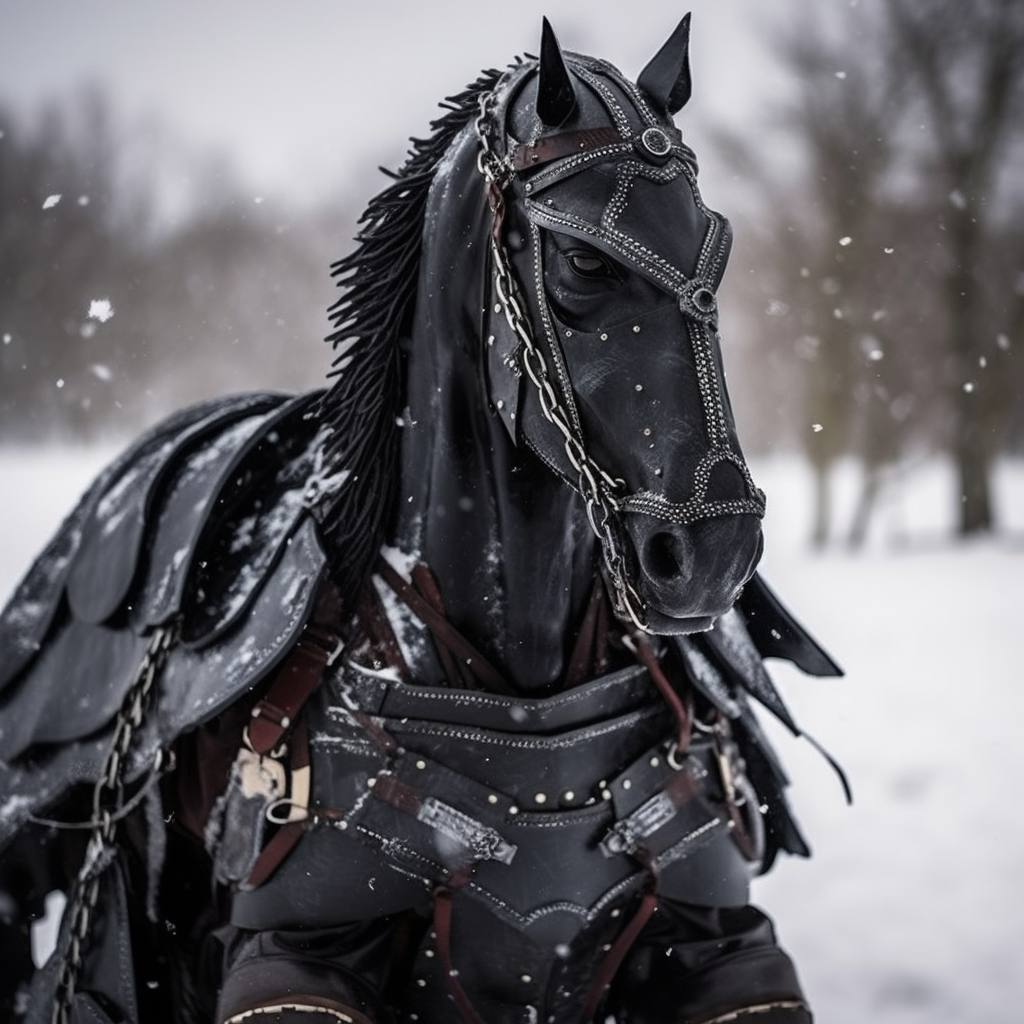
[886,0,1024,534]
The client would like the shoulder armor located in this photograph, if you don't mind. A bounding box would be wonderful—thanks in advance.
[736,572,843,678]
[0,389,332,766]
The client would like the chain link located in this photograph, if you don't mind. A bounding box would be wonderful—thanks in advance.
[475,92,648,631]
[51,623,177,1024]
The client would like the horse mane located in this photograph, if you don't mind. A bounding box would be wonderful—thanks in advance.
[311,66,507,598]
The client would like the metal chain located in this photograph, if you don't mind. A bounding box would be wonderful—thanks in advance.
[51,623,177,1024]
[475,91,649,631]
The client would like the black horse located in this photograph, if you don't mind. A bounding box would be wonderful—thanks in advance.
[0,18,843,1024]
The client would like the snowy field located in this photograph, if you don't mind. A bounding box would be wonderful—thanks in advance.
[1,445,1022,1023]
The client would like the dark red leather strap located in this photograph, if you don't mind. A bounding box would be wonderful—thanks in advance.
[510,127,623,172]
[247,624,343,756]
[432,869,486,1024]
[631,633,693,757]
[580,879,660,1023]
[375,558,515,696]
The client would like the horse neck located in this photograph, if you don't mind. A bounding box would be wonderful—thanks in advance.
[391,340,597,691]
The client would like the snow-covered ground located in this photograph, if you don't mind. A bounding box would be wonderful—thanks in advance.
[1,446,1022,1023]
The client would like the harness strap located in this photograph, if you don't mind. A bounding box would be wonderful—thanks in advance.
[247,624,343,756]
[628,633,693,757]
[356,581,413,685]
[580,864,661,1024]
[563,572,612,689]
[375,558,515,696]
[509,127,623,172]
[410,564,472,689]
[238,591,344,888]
[432,869,487,1024]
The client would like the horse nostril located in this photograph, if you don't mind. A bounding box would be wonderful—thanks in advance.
[645,529,693,583]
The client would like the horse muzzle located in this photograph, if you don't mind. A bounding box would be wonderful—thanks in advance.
[623,511,764,633]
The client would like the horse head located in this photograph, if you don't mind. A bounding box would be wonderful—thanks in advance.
[320,16,766,684]
[479,17,765,635]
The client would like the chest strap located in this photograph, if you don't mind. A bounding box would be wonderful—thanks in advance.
[375,558,516,696]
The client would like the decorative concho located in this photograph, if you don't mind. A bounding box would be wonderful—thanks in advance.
[636,126,673,164]
[678,279,719,324]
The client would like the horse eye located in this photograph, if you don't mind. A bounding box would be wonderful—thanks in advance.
[565,250,617,280]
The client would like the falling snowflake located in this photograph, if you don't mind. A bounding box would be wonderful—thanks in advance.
[87,298,114,323]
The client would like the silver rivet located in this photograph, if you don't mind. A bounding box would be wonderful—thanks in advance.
[487,794,499,805]
[602,943,612,952]
[425,949,435,958]
[509,805,520,815]
[622,779,632,790]
[611,908,621,918]
[601,789,612,801]
[366,777,376,788]
[525,183,533,192]
[496,399,505,410]
[632,324,641,334]
[650,756,661,767]
[494,303,502,313]
[520,974,533,984]
[654,468,663,477]
[643,427,652,436]
[563,790,575,802]
[487,335,495,346]
[417,978,427,988]
[565,329,572,338]
[600,332,609,341]
[415,760,426,770]
[534,792,547,805]
[635,384,643,392]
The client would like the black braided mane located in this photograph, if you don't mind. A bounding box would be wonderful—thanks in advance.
[311,67,505,598]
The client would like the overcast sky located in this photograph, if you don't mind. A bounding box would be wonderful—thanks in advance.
[0,0,805,216]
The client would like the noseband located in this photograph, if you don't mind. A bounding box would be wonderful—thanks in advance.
[475,78,765,632]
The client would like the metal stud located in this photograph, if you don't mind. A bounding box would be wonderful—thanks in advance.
[487,794,499,805]
[563,790,575,803]
[600,332,609,341]
[632,324,641,334]
[643,427,652,436]
[635,384,643,392]
[415,760,426,770]
[534,792,547,805]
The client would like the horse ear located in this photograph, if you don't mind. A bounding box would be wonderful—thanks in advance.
[537,17,579,126]
[637,13,693,114]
